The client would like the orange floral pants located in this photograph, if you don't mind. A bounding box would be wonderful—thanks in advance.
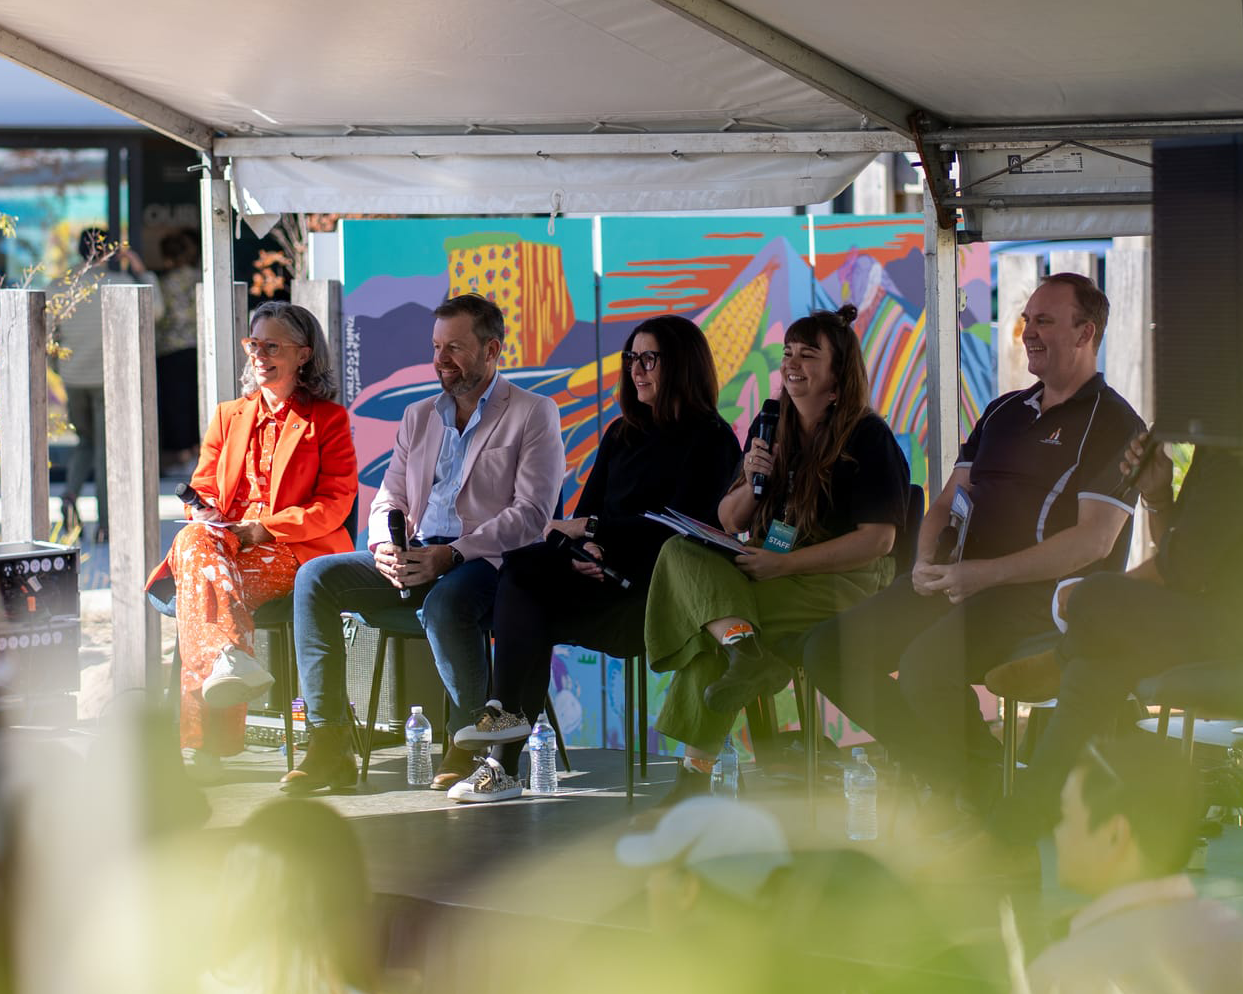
[170,524,299,754]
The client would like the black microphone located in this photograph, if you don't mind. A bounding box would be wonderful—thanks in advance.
[387,508,412,600]
[175,483,208,510]
[751,399,780,497]
[932,526,960,565]
[1111,429,1160,500]
[547,531,632,589]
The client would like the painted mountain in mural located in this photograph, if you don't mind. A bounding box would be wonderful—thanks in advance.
[346,272,449,320]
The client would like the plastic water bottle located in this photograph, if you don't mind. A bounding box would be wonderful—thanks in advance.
[527,712,558,794]
[711,734,740,797]
[845,746,878,841]
[405,706,433,787]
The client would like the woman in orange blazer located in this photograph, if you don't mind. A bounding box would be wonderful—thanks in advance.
[146,301,357,781]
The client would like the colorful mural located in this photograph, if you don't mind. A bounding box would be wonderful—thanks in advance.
[339,216,995,757]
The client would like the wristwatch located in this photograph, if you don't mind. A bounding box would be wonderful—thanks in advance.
[449,546,464,568]
[584,515,599,540]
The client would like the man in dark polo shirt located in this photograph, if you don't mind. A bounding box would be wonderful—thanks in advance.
[706,273,1144,810]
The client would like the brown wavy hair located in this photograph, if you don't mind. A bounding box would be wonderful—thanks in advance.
[616,314,721,437]
[745,305,872,541]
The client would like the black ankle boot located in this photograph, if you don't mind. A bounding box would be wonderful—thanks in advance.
[280,724,357,793]
[703,637,792,714]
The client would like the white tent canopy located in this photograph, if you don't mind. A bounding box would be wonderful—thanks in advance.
[2,0,1242,483]
[2,0,1241,226]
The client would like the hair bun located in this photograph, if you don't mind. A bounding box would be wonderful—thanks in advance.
[836,303,858,324]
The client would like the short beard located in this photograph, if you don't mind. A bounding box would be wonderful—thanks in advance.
[438,366,486,397]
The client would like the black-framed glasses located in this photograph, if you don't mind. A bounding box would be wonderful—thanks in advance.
[622,350,661,371]
[241,337,303,359]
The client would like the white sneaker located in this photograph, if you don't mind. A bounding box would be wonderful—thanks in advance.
[454,699,531,748]
[447,757,524,803]
[201,646,274,708]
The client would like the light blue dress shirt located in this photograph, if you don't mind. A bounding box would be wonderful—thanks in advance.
[417,371,500,540]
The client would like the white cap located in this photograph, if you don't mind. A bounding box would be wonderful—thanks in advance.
[411,706,422,715]
[615,797,791,903]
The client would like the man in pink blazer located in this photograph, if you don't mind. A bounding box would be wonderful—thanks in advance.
[284,294,565,793]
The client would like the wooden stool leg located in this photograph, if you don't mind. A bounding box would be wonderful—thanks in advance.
[1181,708,1197,761]
[638,656,648,777]
[276,625,296,774]
[1157,705,1171,740]
[442,691,451,754]
[1002,698,1017,798]
[624,655,635,802]
[360,632,388,783]
[800,668,818,807]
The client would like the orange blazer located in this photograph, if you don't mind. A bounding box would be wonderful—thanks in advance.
[146,392,358,589]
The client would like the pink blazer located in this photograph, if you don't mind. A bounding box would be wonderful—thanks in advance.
[366,375,564,568]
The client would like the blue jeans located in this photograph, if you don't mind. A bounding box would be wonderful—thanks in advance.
[293,549,498,730]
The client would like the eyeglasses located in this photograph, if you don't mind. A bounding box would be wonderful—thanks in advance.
[241,338,303,359]
[622,350,661,372]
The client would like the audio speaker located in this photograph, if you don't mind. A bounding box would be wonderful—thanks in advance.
[341,617,447,741]
[1152,137,1243,446]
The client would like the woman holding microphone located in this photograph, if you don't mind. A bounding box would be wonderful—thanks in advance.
[644,306,910,800]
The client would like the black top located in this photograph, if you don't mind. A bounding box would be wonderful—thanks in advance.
[742,410,910,546]
[1158,446,1243,602]
[579,414,741,582]
[957,373,1144,566]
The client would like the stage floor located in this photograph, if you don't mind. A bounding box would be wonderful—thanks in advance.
[8,728,1243,993]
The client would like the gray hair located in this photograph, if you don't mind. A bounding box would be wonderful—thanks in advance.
[241,301,338,401]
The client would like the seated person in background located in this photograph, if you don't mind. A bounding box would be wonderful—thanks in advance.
[988,436,1243,845]
[204,799,377,994]
[284,294,564,794]
[647,307,910,801]
[1021,737,1243,994]
[449,315,740,802]
[713,275,1144,817]
[145,301,357,783]
[615,797,792,932]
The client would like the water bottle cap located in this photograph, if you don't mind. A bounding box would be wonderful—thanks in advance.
[411,706,423,715]
[851,746,866,759]
[537,711,548,721]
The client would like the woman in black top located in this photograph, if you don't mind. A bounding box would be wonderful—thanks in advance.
[448,314,741,801]
[645,307,910,794]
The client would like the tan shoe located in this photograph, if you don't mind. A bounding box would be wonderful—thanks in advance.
[985,649,1061,703]
[431,743,479,791]
[280,724,357,793]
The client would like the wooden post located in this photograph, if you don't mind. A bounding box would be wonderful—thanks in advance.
[997,255,1040,395]
[291,278,343,389]
[0,289,50,542]
[102,283,160,693]
[196,280,250,430]
[922,186,960,496]
[1106,236,1154,564]
[1049,250,1096,280]
[852,156,894,215]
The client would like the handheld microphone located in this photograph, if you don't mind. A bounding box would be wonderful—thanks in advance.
[751,399,780,497]
[547,530,632,589]
[387,508,412,600]
[932,526,959,565]
[1111,429,1160,500]
[175,483,208,510]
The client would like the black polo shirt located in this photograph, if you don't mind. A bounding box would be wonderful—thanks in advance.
[955,373,1144,566]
